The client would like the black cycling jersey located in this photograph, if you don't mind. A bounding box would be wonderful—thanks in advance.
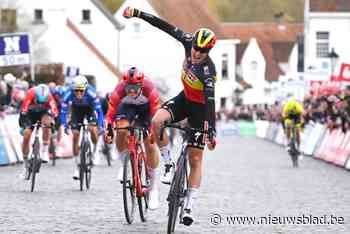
[138,11,216,130]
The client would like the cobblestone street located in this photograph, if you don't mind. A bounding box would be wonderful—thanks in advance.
[1,136,350,234]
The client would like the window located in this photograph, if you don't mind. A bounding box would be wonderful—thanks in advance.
[316,31,329,58]
[82,9,91,23]
[34,9,43,24]
[1,9,17,30]
[221,53,228,80]
[133,22,140,33]
[250,61,258,70]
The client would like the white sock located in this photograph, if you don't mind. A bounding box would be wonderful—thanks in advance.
[160,144,171,163]
[148,167,159,190]
[185,187,198,210]
[42,144,49,153]
[23,158,29,169]
[74,155,80,165]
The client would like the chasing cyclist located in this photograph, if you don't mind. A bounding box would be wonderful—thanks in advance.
[60,75,104,180]
[19,84,59,179]
[282,97,305,153]
[104,67,161,210]
[123,7,217,225]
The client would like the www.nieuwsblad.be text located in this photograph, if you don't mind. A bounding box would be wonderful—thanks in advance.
[209,213,345,226]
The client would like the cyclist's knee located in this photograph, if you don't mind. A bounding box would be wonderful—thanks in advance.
[41,114,51,125]
[151,109,171,128]
[188,148,203,165]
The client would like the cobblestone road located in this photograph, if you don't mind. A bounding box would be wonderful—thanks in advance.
[1,136,350,234]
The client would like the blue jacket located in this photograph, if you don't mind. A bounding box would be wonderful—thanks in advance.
[60,85,104,129]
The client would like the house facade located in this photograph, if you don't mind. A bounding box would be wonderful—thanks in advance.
[223,22,303,104]
[13,0,124,92]
[115,0,240,106]
[304,0,350,79]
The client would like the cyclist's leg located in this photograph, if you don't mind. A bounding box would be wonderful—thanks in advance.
[182,102,208,225]
[71,108,82,179]
[144,137,160,209]
[86,110,99,163]
[115,104,132,181]
[139,103,161,209]
[284,118,292,146]
[183,146,203,225]
[40,113,52,163]
[19,112,36,179]
[152,92,187,167]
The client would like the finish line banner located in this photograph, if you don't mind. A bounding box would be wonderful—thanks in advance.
[0,33,31,67]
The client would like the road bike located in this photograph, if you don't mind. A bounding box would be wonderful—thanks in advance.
[116,125,150,224]
[76,120,94,191]
[160,123,205,234]
[27,121,50,192]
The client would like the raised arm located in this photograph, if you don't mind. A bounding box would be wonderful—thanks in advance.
[123,7,192,46]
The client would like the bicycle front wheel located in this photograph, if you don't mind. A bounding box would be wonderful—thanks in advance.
[122,153,136,224]
[79,142,87,191]
[30,158,36,192]
[167,163,186,233]
[137,153,149,222]
[85,146,92,190]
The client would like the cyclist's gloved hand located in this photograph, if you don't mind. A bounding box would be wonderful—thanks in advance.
[123,6,140,18]
[19,112,29,128]
[206,128,217,151]
[104,123,114,144]
[64,126,70,135]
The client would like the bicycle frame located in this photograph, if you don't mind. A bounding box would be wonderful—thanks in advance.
[119,126,149,197]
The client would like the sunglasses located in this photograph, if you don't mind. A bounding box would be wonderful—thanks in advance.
[192,44,210,54]
[74,89,85,94]
[125,84,141,93]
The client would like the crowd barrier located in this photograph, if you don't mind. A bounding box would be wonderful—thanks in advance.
[255,120,350,169]
[217,120,256,137]
[0,114,73,166]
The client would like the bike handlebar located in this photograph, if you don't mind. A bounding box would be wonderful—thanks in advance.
[159,123,205,141]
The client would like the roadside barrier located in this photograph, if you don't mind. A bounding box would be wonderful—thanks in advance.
[0,114,73,166]
[255,120,350,169]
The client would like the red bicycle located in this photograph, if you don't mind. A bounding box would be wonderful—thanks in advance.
[116,126,150,224]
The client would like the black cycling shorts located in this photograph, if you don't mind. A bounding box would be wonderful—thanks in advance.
[116,103,151,129]
[24,110,50,129]
[71,106,97,130]
[162,91,206,149]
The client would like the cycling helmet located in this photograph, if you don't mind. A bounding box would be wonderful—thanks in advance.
[35,84,50,103]
[72,75,88,91]
[4,73,16,84]
[192,28,216,53]
[122,67,144,85]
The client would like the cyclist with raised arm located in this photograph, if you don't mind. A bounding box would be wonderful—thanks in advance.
[123,7,217,226]
[60,75,104,180]
[19,84,59,179]
[282,97,304,152]
[104,67,161,209]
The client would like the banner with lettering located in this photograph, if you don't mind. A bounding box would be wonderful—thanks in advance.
[0,33,31,67]
[337,63,350,82]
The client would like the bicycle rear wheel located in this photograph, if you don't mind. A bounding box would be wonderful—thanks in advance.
[137,153,149,222]
[122,153,136,224]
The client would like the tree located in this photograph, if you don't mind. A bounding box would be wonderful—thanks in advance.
[101,0,124,14]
